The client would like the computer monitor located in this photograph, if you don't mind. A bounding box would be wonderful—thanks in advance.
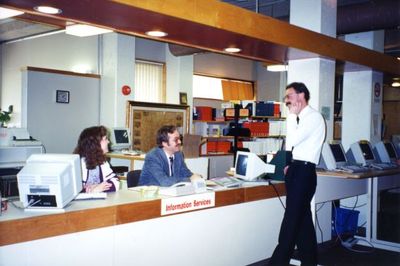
[234,151,275,181]
[349,140,376,166]
[17,154,83,209]
[110,127,131,151]
[320,142,348,170]
[392,135,400,155]
[374,141,399,163]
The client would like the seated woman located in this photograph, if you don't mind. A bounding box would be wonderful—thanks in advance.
[74,126,119,193]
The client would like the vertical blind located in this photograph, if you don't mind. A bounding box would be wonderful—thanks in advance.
[135,60,164,102]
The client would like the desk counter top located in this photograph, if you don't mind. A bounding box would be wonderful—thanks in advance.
[106,152,145,160]
[0,183,286,247]
[317,168,400,179]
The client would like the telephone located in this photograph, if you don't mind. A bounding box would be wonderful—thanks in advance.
[159,182,195,196]
[170,179,206,193]
[170,182,191,188]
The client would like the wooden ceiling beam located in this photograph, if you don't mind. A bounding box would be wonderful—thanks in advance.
[2,0,399,75]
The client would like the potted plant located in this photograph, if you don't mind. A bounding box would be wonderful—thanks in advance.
[0,105,13,128]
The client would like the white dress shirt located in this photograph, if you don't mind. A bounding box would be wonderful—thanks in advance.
[164,151,175,176]
[285,105,326,165]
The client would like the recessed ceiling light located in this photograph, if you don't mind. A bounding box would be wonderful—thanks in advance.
[392,81,400,88]
[145,31,168,37]
[224,47,241,53]
[34,6,62,15]
[66,24,113,37]
[266,64,288,72]
[0,7,24,19]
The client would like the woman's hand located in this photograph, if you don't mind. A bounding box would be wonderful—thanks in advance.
[85,182,112,193]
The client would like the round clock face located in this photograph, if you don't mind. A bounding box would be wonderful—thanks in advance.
[57,90,69,103]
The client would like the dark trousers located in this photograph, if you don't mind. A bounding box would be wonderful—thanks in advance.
[269,162,318,266]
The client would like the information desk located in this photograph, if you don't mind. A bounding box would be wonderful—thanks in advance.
[0,183,286,266]
[314,168,400,252]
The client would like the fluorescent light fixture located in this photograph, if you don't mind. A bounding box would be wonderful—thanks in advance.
[34,6,62,14]
[66,24,112,37]
[224,47,241,53]
[0,7,24,19]
[392,81,400,88]
[266,64,288,72]
[145,30,168,37]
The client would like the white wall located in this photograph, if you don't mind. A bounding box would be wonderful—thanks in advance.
[194,53,254,81]
[1,33,99,127]
[256,62,286,101]
[23,69,100,153]
[1,32,283,141]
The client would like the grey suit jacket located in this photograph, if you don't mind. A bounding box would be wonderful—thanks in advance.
[138,147,192,186]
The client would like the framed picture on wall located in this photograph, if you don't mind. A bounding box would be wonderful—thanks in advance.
[127,101,189,152]
[179,92,188,105]
[56,90,70,104]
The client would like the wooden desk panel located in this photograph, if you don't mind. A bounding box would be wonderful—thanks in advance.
[0,184,286,247]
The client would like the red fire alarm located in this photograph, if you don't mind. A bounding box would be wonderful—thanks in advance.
[122,85,131,96]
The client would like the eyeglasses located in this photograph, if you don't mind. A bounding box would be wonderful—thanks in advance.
[282,92,298,101]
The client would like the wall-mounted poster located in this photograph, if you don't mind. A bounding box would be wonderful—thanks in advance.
[126,101,189,152]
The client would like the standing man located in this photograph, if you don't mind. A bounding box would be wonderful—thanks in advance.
[139,125,201,186]
[269,82,326,266]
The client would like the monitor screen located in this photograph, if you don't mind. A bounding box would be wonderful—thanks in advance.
[234,151,274,181]
[17,154,82,209]
[330,143,347,163]
[110,128,131,150]
[359,142,375,160]
[384,142,397,159]
[236,154,248,176]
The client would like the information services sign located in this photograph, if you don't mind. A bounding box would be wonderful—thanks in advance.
[161,192,215,216]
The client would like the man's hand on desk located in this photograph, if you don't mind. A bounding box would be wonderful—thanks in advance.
[190,174,203,182]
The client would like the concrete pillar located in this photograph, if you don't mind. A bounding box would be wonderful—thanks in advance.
[288,0,337,141]
[101,33,135,128]
[341,31,384,150]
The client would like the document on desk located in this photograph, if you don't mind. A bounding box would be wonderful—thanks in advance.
[75,192,107,200]
[210,176,243,188]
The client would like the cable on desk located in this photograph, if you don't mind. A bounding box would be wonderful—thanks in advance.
[269,182,285,210]
[10,199,24,209]
[27,198,41,208]
[315,202,325,244]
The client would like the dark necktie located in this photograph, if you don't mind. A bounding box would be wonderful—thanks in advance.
[169,156,174,176]
[296,116,300,124]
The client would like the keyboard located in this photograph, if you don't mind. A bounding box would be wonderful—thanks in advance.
[338,165,369,173]
[369,163,398,170]
[75,192,107,200]
[12,140,42,146]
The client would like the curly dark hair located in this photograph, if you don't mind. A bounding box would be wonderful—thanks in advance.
[73,126,108,169]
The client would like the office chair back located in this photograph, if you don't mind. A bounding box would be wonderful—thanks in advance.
[127,170,141,188]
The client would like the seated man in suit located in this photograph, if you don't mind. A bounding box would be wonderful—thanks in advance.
[138,125,201,186]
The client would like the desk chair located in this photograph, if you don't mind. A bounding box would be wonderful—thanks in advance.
[127,170,141,188]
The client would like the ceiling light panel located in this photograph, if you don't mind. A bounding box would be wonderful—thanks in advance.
[0,7,24,19]
[66,24,112,37]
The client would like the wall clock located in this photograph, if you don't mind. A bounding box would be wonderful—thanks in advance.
[56,90,70,104]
